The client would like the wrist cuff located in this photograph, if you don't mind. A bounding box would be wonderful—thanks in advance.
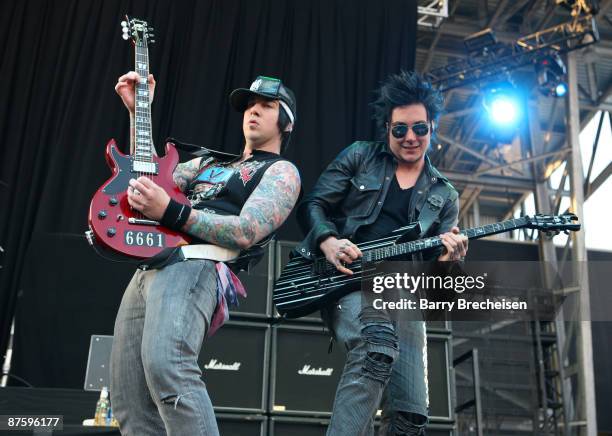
[160,199,192,231]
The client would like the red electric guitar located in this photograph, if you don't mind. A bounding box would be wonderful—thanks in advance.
[87,17,191,259]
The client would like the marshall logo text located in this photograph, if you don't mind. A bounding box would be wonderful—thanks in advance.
[204,359,241,371]
[297,365,334,376]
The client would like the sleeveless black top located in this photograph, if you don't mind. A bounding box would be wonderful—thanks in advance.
[187,149,286,216]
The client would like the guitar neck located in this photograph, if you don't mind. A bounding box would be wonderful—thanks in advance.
[363,217,530,262]
[132,41,154,160]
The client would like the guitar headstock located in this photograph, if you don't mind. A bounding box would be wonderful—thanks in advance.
[526,213,581,234]
[121,15,155,46]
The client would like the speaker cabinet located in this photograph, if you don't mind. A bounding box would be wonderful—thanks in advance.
[269,416,328,436]
[270,324,346,415]
[231,242,274,318]
[198,321,270,412]
[270,324,452,420]
[217,413,266,436]
[269,416,454,435]
[427,334,452,421]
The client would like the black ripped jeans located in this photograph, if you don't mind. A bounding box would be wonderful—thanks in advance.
[322,291,429,436]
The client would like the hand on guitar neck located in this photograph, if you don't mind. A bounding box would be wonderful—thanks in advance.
[437,226,468,262]
[319,236,363,276]
[320,226,468,276]
[115,71,156,155]
[115,71,156,115]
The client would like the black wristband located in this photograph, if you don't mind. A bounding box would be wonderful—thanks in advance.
[160,199,192,231]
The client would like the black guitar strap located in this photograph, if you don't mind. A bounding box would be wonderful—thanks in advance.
[417,182,453,238]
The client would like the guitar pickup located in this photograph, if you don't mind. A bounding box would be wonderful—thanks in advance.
[131,160,158,174]
[128,218,160,226]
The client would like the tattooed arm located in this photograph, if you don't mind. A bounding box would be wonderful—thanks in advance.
[182,160,300,249]
[172,157,202,192]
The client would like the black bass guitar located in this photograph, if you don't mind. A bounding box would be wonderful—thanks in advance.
[272,214,580,319]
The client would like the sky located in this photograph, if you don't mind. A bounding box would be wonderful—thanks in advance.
[514,110,612,252]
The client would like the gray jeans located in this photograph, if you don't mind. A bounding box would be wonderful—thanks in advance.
[110,260,219,436]
[322,292,429,436]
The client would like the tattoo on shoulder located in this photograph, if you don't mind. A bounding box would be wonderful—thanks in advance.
[173,158,201,192]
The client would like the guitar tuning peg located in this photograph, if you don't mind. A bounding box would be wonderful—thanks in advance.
[150,39,156,44]
[121,20,127,27]
[122,33,129,40]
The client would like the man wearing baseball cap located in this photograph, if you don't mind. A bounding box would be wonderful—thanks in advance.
[110,72,301,435]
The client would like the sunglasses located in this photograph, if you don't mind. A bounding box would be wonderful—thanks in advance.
[390,122,430,138]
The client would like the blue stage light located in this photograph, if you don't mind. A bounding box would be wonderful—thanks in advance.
[483,84,521,127]
[555,82,568,97]
[489,96,519,124]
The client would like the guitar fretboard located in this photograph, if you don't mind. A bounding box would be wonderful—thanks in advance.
[133,40,153,163]
[363,217,529,262]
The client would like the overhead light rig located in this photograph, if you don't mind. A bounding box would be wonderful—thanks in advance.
[418,0,449,28]
[427,14,599,92]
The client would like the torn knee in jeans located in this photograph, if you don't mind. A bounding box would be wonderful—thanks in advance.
[392,412,427,436]
[363,351,394,383]
[160,392,193,410]
[360,322,399,383]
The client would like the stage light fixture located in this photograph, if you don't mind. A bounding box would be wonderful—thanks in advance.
[483,83,521,127]
[464,28,497,55]
[555,82,568,97]
[536,54,568,97]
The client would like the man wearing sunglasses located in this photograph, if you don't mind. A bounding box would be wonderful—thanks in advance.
[110,73,300,435]
[295,71,468,435]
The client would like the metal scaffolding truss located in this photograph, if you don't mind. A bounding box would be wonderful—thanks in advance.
[418,0,450,28]
[416,0,612,433]
[427,15,599,91]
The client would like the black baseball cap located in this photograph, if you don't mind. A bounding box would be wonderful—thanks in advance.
[230,76,297,124]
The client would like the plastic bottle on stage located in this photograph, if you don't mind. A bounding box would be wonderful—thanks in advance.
[108,405,119,427]
[94,386,110,426]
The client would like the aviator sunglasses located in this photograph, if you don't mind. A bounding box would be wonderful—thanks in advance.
[389,122,430,139]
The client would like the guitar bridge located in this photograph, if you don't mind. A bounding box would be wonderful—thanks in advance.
[128,218,160,226]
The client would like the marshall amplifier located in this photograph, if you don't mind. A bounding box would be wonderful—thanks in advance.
[232,241,274,318]
[275,241,323,323]
[217,413,267,436]
[269,416,329,436]
[270,324,347,416]
[427,334,452,421]
[270,325,452,419]
[198,321,270,412]
[269,416,454,435]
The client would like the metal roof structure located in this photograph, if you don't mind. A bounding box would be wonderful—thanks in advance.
[415,1,610,434]
[416,0,611,227]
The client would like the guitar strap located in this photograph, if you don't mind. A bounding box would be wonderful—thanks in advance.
[416,182,453,238]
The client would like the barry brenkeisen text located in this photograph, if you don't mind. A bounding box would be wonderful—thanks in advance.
[372,272,486,294]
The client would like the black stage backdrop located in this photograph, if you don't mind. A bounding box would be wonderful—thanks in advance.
[0,0,417,380]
